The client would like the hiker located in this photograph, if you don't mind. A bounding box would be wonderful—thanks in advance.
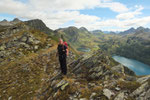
[57,38,69,75]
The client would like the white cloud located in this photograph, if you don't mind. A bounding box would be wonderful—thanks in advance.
[29,0,101,11]
[0,0,28,15]
[116,5,144,20]
[0,0,150,31]
[99,2,129,13]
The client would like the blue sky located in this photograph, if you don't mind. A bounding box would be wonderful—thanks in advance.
[0,0,150,31]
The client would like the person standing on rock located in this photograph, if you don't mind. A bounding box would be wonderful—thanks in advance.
[57,38,69,75]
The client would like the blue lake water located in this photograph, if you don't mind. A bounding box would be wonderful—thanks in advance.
[77,48,91,52]
[112,56,150,76]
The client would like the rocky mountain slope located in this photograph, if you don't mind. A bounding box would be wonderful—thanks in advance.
[0,18,150,100]
[0,22,53,65]
[0,18,76,99]
[45,51,150,100]
[25,19,53,35]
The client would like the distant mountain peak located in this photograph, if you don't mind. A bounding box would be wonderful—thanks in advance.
[79,27,88,31]
[92,30,103,33]
[11,18,22,24]
[129,27,135,30]
[119,26,150,35]
[2,19,8,22]
[25,19,53,34]
[0,19,12,26]
[137,26,144,29]
[12,18,21,22]
[136,26,145,31]
[68,26,78,29]
[119,27,136,35]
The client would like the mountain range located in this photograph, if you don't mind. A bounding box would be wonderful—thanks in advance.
[119,27,150,35]
[91,27,150,35]
[0,18,150,100]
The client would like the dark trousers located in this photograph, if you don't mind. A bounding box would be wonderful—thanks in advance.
[59,55,67,75]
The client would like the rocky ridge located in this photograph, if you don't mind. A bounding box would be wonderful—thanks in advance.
[36,51,150,100]
[0,18,150,100]
[0,22,53,66]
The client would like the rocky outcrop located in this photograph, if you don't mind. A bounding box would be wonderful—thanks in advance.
[43,51,150,100]
[0,22,53,65]
[111,64,135,76]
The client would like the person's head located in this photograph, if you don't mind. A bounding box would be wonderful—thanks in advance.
[59,38,63,45]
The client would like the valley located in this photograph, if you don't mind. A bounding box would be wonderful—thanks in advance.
[0,18,150,100]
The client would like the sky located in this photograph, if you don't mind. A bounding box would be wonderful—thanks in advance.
[0,0,150,31]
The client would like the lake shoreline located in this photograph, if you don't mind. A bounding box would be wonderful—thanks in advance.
[112,53,150,66]
[112,55,150,76]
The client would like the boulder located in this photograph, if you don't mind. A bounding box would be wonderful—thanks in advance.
[21,36,28,42]
[0,45,6,51]
[137,75,150,84]
[90,92,97,99]
[56,80,69,91]
[130,82,149,97]
[79,98,88,100]
[145,89,150,100]
[111,64,124,73]
[34,40,40,44]
[34,45,39,50]
[103,89,114,99]
[114,92,125,100]
[27,37,34,43]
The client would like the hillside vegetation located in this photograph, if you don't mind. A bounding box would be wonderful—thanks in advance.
[98,30,150,65]
[0,19,150,100]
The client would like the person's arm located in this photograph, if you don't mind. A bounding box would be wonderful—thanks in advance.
[66,48,69,56]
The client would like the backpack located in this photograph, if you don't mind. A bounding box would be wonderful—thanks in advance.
[64,41,68,49]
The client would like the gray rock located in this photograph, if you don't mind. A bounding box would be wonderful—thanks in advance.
[111,64,135,76]
[27,37,34,43]
[114,92,125,100]
[8,96,12,100]
[130,82,149,97]
[46,44,52,48]
[21,36,28,42]
[115,87,121,91]
[34,45,39,50]
[103,89,114,99]
[0,45,6,51]
[79,98,87,100]
[144,89,150,100]
[69,96,78,100]
[90,92,97,99]
[56,80,69,91]
[21,42,30,48]
[111,64,124,73]
[88,83,96,88]
[125,76,136,81]
[34,40,40,44]
[137,75,150,84]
